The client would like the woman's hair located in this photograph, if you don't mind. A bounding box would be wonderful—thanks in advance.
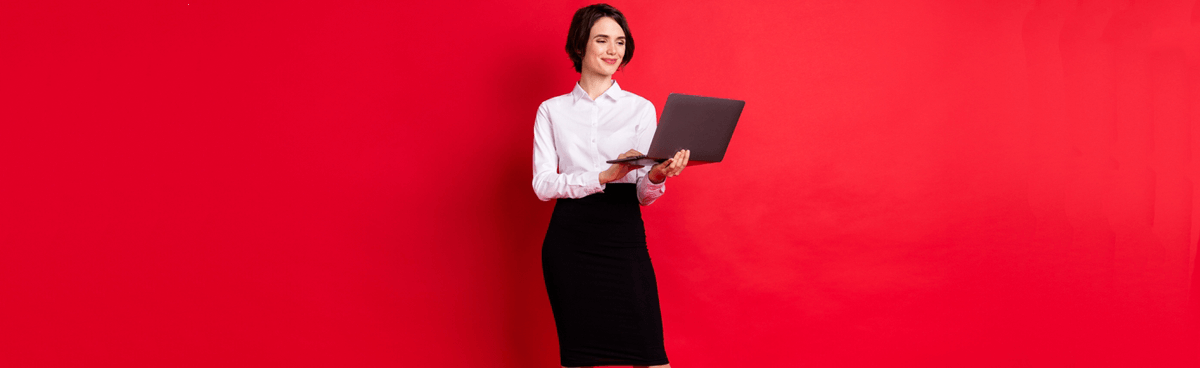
[565,3,635,73]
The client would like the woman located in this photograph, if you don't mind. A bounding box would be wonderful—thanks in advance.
[532,4,690,368]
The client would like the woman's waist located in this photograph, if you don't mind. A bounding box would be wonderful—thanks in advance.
[550,184,646,241]
[559,183,638,205]
[557,167,642,185]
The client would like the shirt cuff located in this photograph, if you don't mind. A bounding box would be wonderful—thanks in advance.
[588,171,606,194]
[641,174,665,189]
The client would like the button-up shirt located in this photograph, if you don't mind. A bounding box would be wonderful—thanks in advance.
[532,80,666,205]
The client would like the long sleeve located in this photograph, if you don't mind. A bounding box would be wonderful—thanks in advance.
[634,104,666,206]
[532,103,606,201]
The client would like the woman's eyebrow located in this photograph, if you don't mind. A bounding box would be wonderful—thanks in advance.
[593,34,626,40]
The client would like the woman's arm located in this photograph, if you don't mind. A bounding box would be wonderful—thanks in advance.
[634,104,666,206]
[635,103,691,205]
[532,103,605,201]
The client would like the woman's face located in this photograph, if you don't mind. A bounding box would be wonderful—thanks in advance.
[581,17,626,77]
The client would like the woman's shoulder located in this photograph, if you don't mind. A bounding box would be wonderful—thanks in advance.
[618,88,650,102]
[624,91,653,109]
[537,93,574,111]
[535,85,653,111]
[616,89,655,115]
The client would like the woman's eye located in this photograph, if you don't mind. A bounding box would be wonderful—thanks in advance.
[597,40,605,43]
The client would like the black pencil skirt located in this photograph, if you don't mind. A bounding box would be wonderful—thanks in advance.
[542,183,669,367]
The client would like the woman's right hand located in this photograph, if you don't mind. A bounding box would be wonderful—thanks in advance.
[600,149,646,184]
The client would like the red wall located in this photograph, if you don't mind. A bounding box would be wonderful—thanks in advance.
[3,0,1199,367]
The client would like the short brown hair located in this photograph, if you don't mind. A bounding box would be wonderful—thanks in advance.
[565,4,635,73]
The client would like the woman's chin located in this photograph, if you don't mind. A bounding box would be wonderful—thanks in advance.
[585,65,618,77]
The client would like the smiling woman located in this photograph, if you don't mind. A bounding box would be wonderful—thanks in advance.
[565,4,634,74]
[533,3,690,368]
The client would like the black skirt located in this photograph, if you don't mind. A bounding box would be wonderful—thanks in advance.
[541,183,669,367]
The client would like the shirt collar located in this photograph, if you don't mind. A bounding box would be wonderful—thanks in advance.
[571,80,627,104]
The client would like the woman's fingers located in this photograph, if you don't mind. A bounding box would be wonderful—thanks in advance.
[671,150,684,176]
[645,150,691,182]
[667,150,688,177]
[679,150,690,172]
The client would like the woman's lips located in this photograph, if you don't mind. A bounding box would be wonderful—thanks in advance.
[603,58,618,64]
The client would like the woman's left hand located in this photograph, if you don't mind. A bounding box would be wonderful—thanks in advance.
[648,149,689,184]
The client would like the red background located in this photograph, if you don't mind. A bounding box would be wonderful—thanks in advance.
[2,0,1199,367]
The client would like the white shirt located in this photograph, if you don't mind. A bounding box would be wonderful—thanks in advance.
[532,80,666,205]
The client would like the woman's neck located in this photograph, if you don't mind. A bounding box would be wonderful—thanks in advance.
[578,72,613,101]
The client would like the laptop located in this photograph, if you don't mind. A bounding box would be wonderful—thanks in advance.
[606,93,745,167]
